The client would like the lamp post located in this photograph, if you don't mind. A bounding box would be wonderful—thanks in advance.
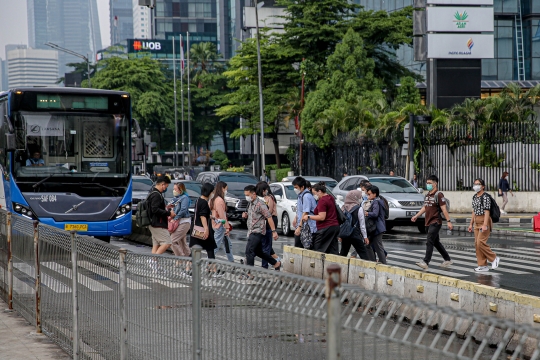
[45,42,92,88]
[254,0,265,177]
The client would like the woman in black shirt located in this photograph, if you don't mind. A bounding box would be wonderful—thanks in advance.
[498,171,513,215]
[189,183,217,258]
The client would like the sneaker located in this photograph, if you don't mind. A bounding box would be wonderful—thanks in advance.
[415,261,428,270]
[491,256,500,270]
[501,210,507,215]
[474,266,490,272]
[440,260,453,268]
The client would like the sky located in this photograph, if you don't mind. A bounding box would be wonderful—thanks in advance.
[0,0,111,59]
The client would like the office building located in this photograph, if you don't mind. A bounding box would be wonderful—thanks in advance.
[7,48,59,88]
[354,0,540,81]
[26,0,102,76]
[111,0,134,44]
[133,0,151,39]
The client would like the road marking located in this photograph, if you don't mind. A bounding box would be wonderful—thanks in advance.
[488,247,540,260]
[77,261,149,290]
[421,248,540,268]
[386,259,467,278]
[13,262,71,293]
[389,253,505,275]
[41,262,112,292]
[395,251,531,274]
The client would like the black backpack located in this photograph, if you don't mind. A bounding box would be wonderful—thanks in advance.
[472,193,500,224]
[135,190,160,228]
[378,196,390,220]
[338,205,361,238]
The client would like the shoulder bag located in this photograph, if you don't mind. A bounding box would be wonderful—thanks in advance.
[191,199,207,239]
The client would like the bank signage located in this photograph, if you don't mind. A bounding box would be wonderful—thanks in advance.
[128,39,174,54]
[427,34,494,59]
[427,0,493,4]
[426,7,494,32]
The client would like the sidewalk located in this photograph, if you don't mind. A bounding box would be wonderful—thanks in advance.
[0,299,70,360]
[447,213,540,238]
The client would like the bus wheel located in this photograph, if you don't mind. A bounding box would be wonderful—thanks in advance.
[95,236,111,243]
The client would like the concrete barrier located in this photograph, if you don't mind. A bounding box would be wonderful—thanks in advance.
[282,245,303,274]
[375,264,405,315]
[347,258,377,291]
[323,254,349,283]
[507,294,540,357]
[435,277,472,334]
[300,249,325,279]
[469,285,517,345]
[401,270,439,326]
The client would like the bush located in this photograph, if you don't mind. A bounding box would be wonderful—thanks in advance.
[276,168,291,182]
[212,150,230,168]
[265,163,290,175]
[228,166,246,173]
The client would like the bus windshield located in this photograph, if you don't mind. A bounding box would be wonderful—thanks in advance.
[13,111,130,183]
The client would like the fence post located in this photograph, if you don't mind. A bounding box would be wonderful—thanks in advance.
[191,245,202,360]
[326,264,342,360]
[33,221,41,333]
[118,248,128,360]
[71,232,79,360]
[7,212,13,310]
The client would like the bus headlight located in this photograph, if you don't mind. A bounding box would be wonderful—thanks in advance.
[112,203,132,219]
[12,202,37,220]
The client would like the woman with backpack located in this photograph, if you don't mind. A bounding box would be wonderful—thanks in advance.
[339,190,375,261]
[468,178,500,272]
[302,182,339,254]
[365,186,387,264]
[169,182,192,257]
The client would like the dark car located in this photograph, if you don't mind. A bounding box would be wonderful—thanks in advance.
[196,171,258,221]
[163,180,202,216]
[132,175,153,214]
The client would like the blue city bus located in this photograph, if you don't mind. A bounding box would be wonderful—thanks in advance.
[0,87,134,241]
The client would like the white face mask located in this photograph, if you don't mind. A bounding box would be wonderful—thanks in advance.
[473,185,482,193]
[293,188,301,195]
[313,194,319,201]
[224,190,228,197]
[173,190,180,197]
[245,195,253,202]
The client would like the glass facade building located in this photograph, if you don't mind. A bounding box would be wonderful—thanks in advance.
[354,0,540,80]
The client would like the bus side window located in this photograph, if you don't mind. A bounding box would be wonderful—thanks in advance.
[0,101,6,170]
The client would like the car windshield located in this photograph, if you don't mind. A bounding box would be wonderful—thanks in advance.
[164,182,202,199]
[369,178,418,194]
[284,185,337,200]
[133,178,153,191]
[218,174,257,183]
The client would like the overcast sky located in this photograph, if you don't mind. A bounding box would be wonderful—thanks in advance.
[0,0,111,59]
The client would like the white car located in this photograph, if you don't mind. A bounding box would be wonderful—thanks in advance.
[270,182,344,236]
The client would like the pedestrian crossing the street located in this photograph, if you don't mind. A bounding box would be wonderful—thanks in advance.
[386,248,536,278]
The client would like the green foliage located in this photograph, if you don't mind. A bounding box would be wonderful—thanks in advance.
[396,76,421,105]
[212,149,230,168]
[228,166,247,173]
[471,142,506,167]
[531,162,540,171]
[266,163,290,175]
[276,168,292,182]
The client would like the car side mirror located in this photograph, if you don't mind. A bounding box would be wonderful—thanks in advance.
[275,195,282,201]
[337,195,344,201]
[418,188,424,194]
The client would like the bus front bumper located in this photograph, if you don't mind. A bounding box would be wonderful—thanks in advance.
[38,212,132,237]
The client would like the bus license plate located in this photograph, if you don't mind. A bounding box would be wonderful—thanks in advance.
[406,211,417,217]
[64,224,88,231]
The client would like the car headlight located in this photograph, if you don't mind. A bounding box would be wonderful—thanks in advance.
[12,202,37,220]
[388,202,397,208]
[291,205,297,212]
[111,203,132,219]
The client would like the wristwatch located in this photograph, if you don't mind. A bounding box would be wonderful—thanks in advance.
[308,215,311,220]
[446,219,452,222]
[272,229,277,233]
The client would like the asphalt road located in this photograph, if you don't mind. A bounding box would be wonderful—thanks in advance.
[111,225,540,297]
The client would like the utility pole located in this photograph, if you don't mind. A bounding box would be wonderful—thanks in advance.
[45,43,91,87]
[254,0,265,177]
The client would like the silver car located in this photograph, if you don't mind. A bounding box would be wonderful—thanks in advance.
[333,175,426,233]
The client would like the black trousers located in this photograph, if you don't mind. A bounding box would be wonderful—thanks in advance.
[340,234,375,261]
[423,223,451,264]
[246,233,277,267]
[294,234,304,248]
[313,226,339,254]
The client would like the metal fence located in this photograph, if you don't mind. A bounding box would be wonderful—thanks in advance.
[291,122,540,191]
[1,210,540,359]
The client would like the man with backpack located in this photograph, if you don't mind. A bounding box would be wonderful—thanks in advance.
[411,175,453,270]
[148,176,175,255]
[365,186,388,264]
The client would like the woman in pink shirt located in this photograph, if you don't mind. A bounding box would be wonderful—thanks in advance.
[209,181,234,262]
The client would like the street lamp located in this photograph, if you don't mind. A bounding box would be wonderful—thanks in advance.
[254,0,265,177]
[45,42,92,88]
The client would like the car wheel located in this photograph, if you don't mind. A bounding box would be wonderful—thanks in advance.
[282,213,292,237]
[417,224,427,234]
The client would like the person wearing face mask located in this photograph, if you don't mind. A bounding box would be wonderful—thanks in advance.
[256,182,282,269]
[189,183,217,259]
[292,177,317,248]
[411,175,453,270]
[302,182,340,254]
[468,178,500,272]
[364,186,387,264]
[338,190,374,261]
[209,181,234,263]
[498,171,513,215]
[241,185,281,271]
[169,182,192,257]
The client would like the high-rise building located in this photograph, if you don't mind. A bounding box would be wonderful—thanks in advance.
[132,0,151,39]
[26,0,102,76]
[7,48,59,88]
[111,0,134,44]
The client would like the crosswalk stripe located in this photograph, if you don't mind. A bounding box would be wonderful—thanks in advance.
[389,253,504,276]
[77,261,149,290]
[41,262,112,292]
[386,259,467,278]
[488,247,540,260]
[1,266,34,295]
[14,262,71,293]
[419,248,540,268]
[394,251,531,274]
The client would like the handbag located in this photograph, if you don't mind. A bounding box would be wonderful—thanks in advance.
[191,199,207,240]
[300,222,313,249]
[168,217,180,233]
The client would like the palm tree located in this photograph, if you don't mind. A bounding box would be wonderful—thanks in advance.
[189,42,220,87]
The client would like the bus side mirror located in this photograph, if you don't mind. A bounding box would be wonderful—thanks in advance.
[135,138,145,155]
[6,134,16,152]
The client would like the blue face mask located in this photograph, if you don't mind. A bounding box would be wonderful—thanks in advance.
[426,184,433,191]
[362,195,368,201]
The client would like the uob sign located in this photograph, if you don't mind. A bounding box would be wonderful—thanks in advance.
[133,41,162,51]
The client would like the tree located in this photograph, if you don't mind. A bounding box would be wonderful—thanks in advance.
[216,31,300,168]
[301,28,384,148]
[189,42,222,88]
[395,76,421,105]
[56,61,98,86]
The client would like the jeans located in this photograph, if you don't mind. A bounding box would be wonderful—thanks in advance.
[245,233,277,267]
[214,226,234,262]
[423,223,451,264]
[261,229,275,269]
